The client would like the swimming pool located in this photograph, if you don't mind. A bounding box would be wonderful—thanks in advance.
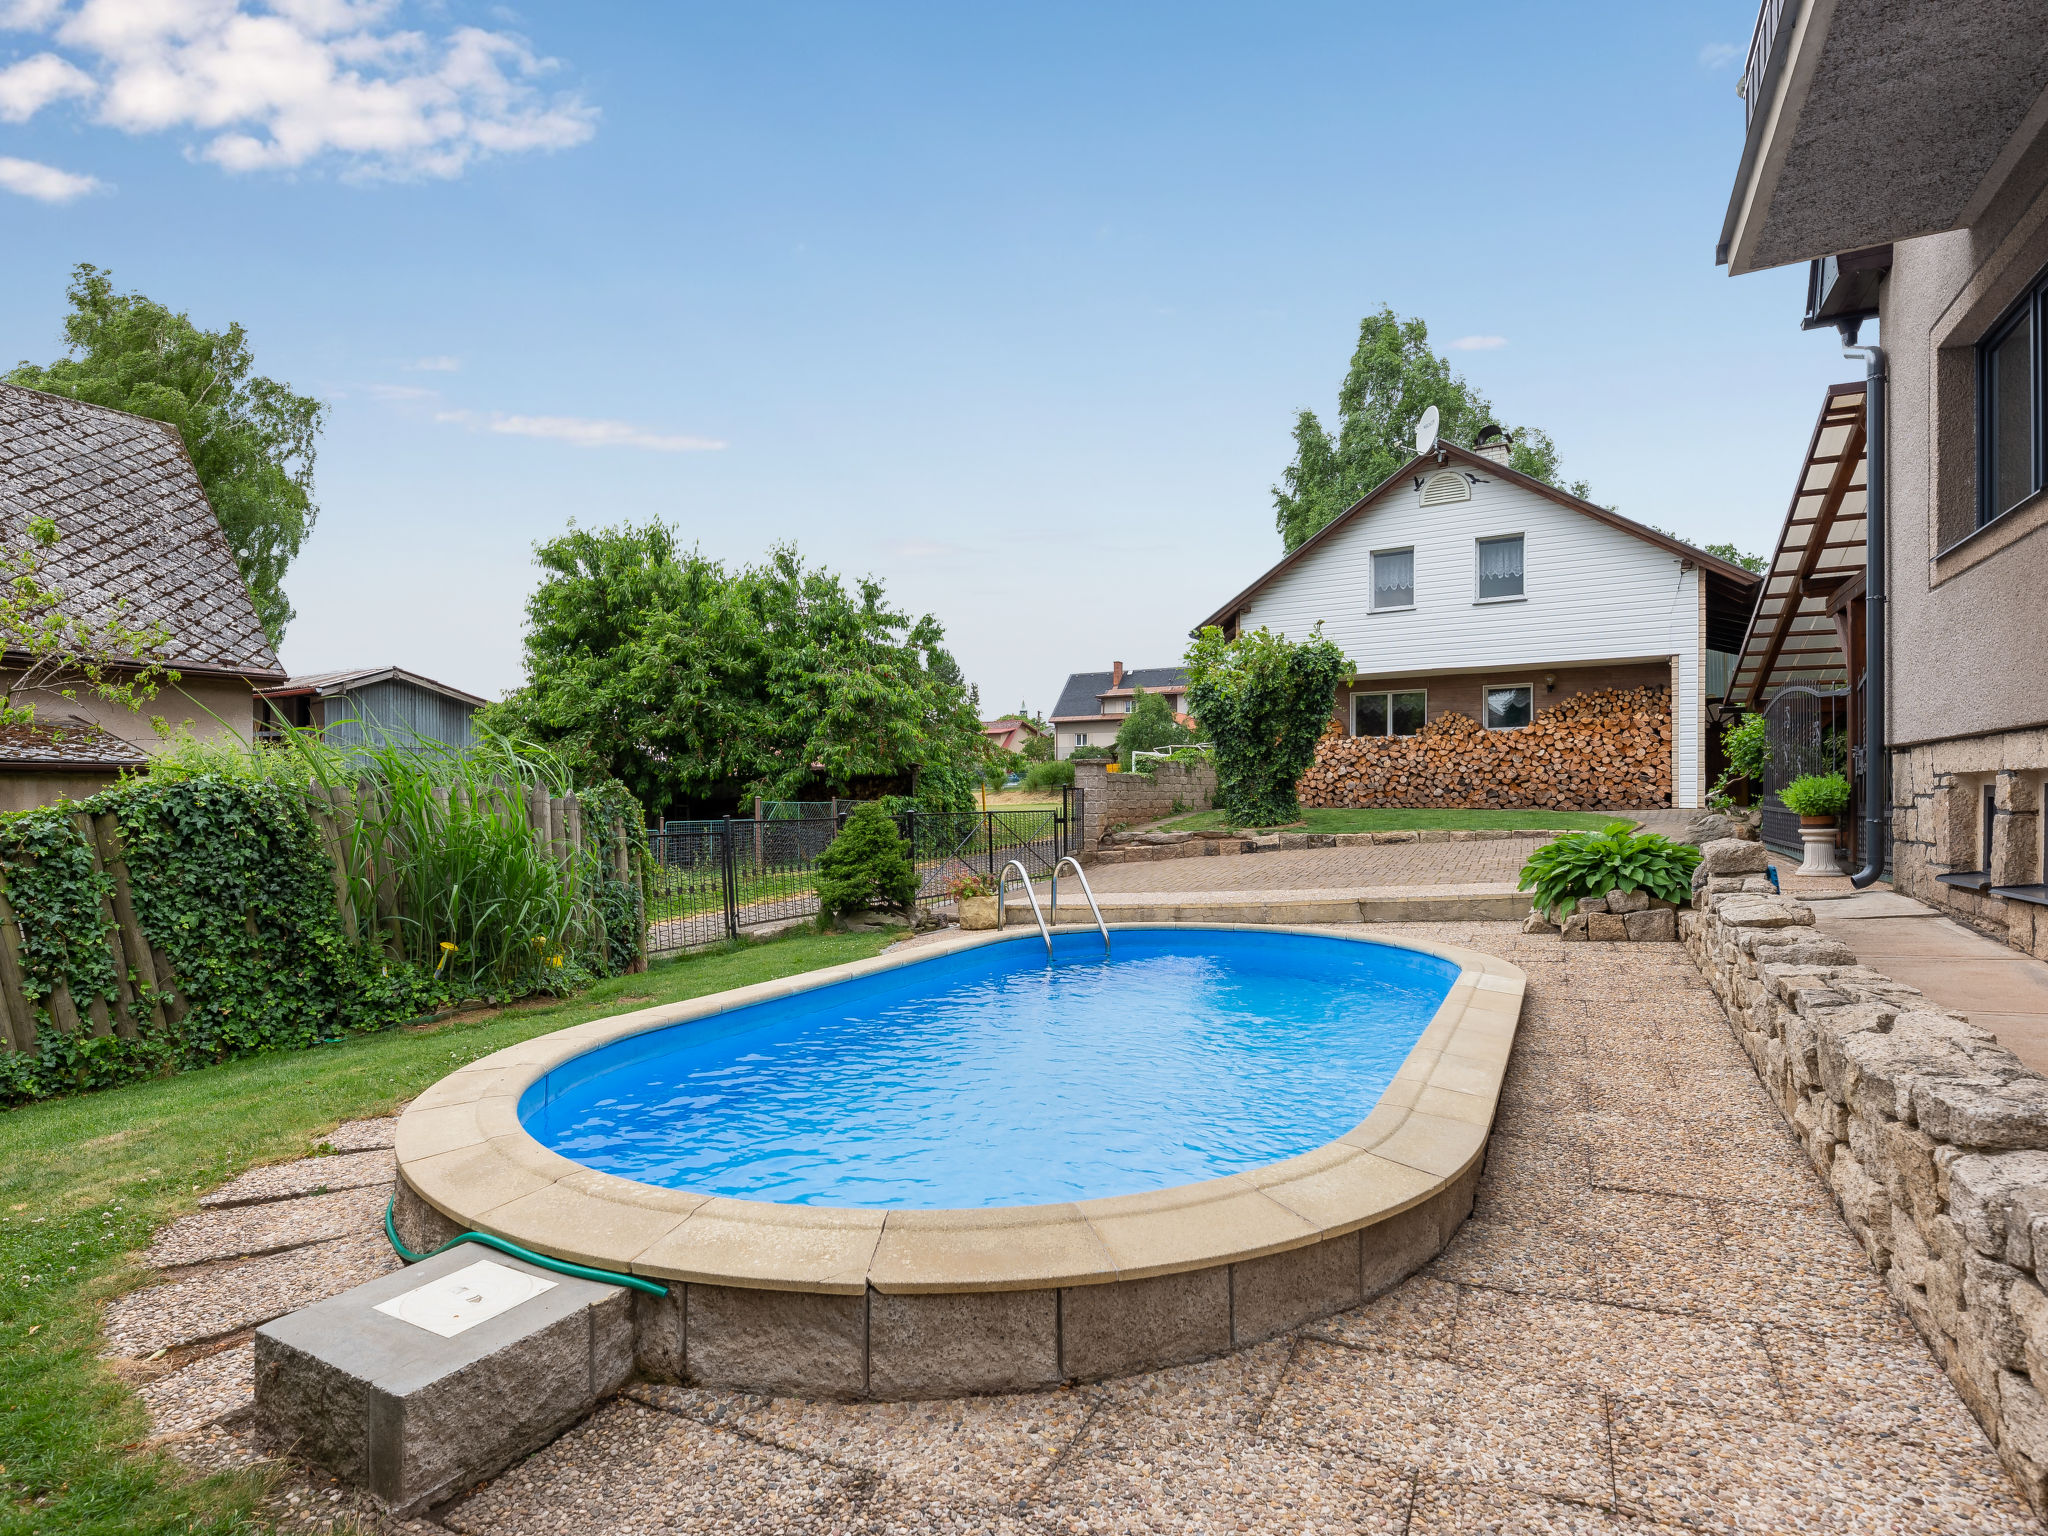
[395,924,1523,1399]
[519,929,1459,1208]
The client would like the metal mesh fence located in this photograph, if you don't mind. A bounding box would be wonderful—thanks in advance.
[644,808,1068,957]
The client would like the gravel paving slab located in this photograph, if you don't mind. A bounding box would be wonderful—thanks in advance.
[103,1233,401,1356]
[1262,1340,1455,1471]
[318,1117,398,1152]
[1759,1328,1992,1450]
[159,1421,269,1475]
[1087,1337,1294,1431]
[1305,1278,1460,1361]
[1610,1398,2037,1534]
[1451,1289,1783,1419]
[1429,1218,1598,1301]
[741,1389,1091,1509]
[137,1342,253,1434]
[199,1150,395,1208]
[620,1381,768,1428]
[1407,1478,1685,1535]
[441,1399,868,1535]
[145,1184,391,1267]
[1035,1406,1412,1535]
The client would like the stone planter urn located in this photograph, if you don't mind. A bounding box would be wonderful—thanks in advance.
[958,894,999,930]
[1796,814,1845,877]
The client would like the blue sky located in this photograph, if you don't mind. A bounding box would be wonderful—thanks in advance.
[0,2,1845,718]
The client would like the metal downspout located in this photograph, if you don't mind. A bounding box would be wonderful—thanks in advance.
[1844,336,1887,888]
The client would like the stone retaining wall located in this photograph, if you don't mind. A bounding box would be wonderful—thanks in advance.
[1681,835,2048,1518]
[1072,759,1216,847]
[1085,826,1581,868]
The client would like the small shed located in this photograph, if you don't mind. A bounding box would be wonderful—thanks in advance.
[257,667,486,751]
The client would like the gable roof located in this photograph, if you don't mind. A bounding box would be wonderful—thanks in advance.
[0,383,283,680]
[1193,440,1762,634]
[1050,666,1190,721]
[257,666,487,707]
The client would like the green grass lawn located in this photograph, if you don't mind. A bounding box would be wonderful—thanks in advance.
[0,928,894,1536]
[1155,807,1636,835]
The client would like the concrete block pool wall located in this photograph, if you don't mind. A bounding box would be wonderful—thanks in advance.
[391,925,1523,1399]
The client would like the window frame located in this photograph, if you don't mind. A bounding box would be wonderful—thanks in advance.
[1473,532,1527,604]
[1349,688,1427,739]
[1368,545,1416,613]
[1978,267,2048,530]
[1481,682,1534,731]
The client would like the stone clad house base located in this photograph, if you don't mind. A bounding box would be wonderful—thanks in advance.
[1892,736,2048,961]
[391,1166,1480,1401]
[1682,840,2048,1520]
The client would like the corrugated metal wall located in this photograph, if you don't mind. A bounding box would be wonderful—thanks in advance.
[318,679,477,750]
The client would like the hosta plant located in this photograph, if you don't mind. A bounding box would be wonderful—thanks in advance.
[1518,828,1702,923]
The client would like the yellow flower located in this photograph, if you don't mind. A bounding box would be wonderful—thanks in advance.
[439,941,456,952]
[550,955,563,967]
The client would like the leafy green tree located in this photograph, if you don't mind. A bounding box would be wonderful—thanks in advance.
[1113,686,1194,769]
[8,264,324,645]
[484,523,986,817]
[1273,307,1591,551]
[1703,541,1766,573]
[815,801,919,924]
[1183,624,1351,826]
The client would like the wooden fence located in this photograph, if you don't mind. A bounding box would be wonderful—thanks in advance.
[0,785,644,1057]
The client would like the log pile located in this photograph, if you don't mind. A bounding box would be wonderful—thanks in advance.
[1298,686,1672,810]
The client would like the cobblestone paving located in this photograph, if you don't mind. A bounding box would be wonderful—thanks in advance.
[118,927,2043,1533]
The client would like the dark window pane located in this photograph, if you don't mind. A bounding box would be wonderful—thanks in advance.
[1994,314,2034,517]
[1391,692,1426,735]
[1355,693,1388,737]
[1477,535,1524,600]
[1484,686,1532,729]
[1372,549,1414,609]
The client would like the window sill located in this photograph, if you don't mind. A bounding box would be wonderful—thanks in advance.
[1473,595,1527,605]
[1993,884,2048,906]
[1482,724,1532,732]
[1368,605,1416,615]
[1933,488,2048,584]
[1937,869,1991,893]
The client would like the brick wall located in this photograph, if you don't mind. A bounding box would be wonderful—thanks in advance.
[1073,759,1216,844]
[1300,685,1673,810]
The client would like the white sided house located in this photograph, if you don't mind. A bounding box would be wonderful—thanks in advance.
[1195,436,1762,810]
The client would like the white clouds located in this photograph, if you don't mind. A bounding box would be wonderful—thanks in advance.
[0,50,92,120]
[429,407,725,453]
[1450,335,1507,351]
[0,1,595,180]
[1698,42,1741,69]
[406,354,459,371]
[0,152,101,198]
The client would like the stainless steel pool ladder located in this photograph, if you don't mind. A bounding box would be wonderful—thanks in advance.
[995,859,1053,955]
[1050,856,1110,954]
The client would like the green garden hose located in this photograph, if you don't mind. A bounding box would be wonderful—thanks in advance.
[384,1197,669,1297]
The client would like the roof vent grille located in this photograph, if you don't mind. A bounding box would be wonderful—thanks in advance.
[1420,470,1471,507]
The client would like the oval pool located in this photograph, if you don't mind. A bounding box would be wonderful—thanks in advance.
[519,928,1459,1208]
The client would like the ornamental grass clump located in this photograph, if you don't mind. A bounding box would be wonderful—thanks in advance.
[816,801,919,926]
[1780,771,1852,818]
[1518,827,1702,924]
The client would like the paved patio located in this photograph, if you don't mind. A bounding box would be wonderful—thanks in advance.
[110,920,2040,1533]
[1064,839,1538,894]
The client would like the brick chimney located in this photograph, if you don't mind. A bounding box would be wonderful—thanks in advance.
[1473,425,1513,466]
[1111,660,1124,688]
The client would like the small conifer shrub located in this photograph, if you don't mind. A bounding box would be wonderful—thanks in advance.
[816,802,919,926]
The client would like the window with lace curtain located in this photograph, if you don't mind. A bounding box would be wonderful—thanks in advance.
[1475,534,1525,601]
[1370,547,1414,611]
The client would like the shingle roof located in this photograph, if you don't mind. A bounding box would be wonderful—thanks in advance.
[1050,666,1190,720]
[0,383,283,679]
[257,666,487,707]
[0,718,151,769]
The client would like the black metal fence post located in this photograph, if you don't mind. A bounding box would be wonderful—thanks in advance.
[720,819,739,940]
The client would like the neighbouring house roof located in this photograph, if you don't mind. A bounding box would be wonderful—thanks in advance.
[256,666,488,708]
[0,718,151,771]
[1192,440,1763,639]
[1726,381,1868,708]
[0,383,284,681]
[980,717,1043,747]
[1050,667,1191,721]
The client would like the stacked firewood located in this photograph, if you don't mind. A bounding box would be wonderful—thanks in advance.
[1298,686,1673,810]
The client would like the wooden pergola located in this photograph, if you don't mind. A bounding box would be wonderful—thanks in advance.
[1726,381,1869,709]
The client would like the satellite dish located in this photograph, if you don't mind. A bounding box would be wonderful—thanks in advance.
[1415,406,1440,456]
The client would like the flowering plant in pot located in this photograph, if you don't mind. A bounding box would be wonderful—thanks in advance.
[945,871,1000,929]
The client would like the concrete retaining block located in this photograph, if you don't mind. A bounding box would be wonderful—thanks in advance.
[253,1245,634,1517]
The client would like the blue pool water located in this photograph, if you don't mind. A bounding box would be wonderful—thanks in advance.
[519,929,1457,1208]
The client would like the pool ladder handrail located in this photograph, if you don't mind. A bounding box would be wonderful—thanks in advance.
[994,858,1053,955]
[1050,856,1110,954]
